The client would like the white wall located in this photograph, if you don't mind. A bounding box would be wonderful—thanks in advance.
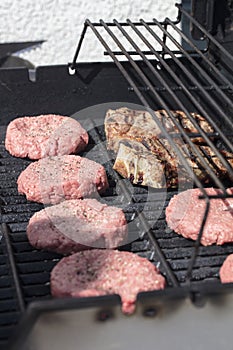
[1,0,181,66]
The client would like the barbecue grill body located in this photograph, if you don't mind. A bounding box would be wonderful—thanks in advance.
[1,2,233,346]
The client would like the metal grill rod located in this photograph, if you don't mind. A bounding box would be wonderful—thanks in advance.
[1,223,25,313]
[120,18,233,182]
[185,199,210,282]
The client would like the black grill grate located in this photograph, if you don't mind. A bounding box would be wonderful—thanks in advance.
[1,122,233,347]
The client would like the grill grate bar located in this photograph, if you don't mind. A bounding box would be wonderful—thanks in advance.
[1,224,25,313]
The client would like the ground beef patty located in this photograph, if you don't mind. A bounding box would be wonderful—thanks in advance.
[220,254,233,283]
[5,114,88,159]
[17,155,109,204]
[166,188,233,246]
[50,249,166,314]
[27,199,128,253]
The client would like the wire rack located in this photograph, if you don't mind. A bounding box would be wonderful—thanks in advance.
[70,3,233,277]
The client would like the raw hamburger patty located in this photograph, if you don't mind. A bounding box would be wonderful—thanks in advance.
[50,249,166,314]
[219,254,233,283]
[17,155,109,204]
[5,114,89,159]
[27,199,128,254]
[166,188,233,246]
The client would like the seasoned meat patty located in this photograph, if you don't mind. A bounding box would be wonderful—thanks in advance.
[17,155,109,204]
[50,249,166,314]
[220,254,233,283]
[166,188,233,246]
[5,114,88,159]
[27,199,128,253]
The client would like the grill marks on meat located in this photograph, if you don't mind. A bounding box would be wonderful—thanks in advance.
[105,107,233,187]
[50,249,165,314]
[156,109,214,144]
[105,107,215,153]
[5,114,89,159]
[220,254,233,283]
[17,155,109,204]
[166,188,233,246]
[27,199,128,253]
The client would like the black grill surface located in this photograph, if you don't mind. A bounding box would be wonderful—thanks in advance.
[1,122,233,347]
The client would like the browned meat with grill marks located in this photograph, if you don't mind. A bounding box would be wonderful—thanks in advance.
[5,114,88,159]
[166,187,233,246]
[17,155,109,204]
[50,249,166,314]
[220,254,233,283]
[105,107,231,188]
[105,107,215,153]
[105,107,160,153]
[27,198,128,254]
[113,140,167,188]
[155,109,214,144]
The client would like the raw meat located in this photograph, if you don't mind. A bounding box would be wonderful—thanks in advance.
[27,198,128,254]
[5,114,88,159]
[17,155,109,204]
[166,187,233,246]
[220,254,233,283]
[50,249,166,314]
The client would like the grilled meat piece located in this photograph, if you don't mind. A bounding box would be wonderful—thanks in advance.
[105,107,228,187]
[113,139,166,188]
[184,145,233,183]
[50,249,166,314]
[166,187,233,246]
[5,114,89,159]
[27,199,128,254]
[105,107,160,153]
[105,107,215,153]
[155,109,214,144]
[17,155,109,204]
